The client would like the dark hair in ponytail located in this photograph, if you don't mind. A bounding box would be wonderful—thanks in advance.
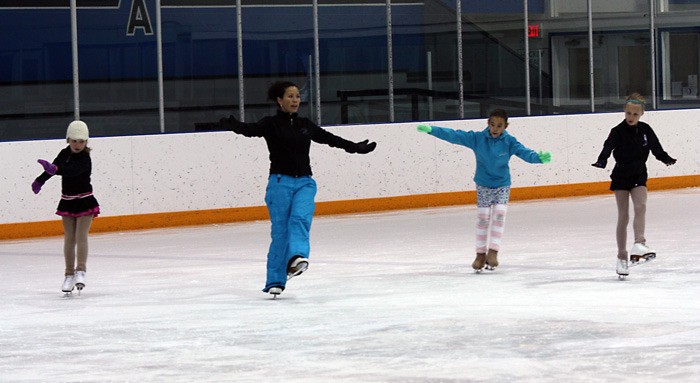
[267,81,298,103]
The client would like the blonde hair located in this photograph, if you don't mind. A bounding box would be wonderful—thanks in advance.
[625,93,646,111]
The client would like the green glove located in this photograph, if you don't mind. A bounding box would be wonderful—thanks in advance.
[538,151,552,164]
[417,124,432,134]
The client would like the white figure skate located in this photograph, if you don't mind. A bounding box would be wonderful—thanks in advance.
[268,286,283,299]
[61,275,75,294]
[287,257,309,280]
[616,259,629,280]
[630,243,656,266]
[74,271,86,294]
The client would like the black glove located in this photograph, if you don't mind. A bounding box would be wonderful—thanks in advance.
[219,115,242,133]
[664,158,677,166]
[347,139,376,154]
[591,161,605,168]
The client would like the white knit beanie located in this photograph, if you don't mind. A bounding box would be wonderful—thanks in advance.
[66,120,89,140]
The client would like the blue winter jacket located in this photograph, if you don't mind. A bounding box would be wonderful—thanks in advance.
[429,126,542,188]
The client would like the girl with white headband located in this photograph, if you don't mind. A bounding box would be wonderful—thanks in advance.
[592,93,676,279]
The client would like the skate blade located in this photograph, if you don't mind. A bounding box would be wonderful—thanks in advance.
[268,288,283,298]
[484,265,497,271]
[617,274,628,280]
[630,254,655,267]
[287,264,308,280]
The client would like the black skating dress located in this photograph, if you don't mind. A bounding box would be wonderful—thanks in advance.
[594,120,675,191]
[35,146,100,217]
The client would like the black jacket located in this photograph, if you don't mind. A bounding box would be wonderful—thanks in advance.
[35,146,93,196]
[220,111,359,177]
[595,120,675,186]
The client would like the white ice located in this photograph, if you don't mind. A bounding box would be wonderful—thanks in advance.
[1,188,699,382]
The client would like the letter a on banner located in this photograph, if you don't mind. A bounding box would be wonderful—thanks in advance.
[127,0,153,36]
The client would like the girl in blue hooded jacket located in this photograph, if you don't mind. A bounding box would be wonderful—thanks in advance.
[417,109,551,272]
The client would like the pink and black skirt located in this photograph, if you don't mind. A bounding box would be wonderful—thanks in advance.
[56,192,100,218]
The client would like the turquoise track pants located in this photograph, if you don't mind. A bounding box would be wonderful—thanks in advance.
[263,174,317,292]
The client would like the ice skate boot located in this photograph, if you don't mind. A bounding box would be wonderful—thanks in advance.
[616,258,629,280]
[630,243,656,264]
[485,249,499,270]
[61,275,75,293]
[472,252,486,272]
[268,286,283,299]
[74,271,86,292]
[287,256,309,280]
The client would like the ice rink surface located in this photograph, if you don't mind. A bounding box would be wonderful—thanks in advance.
[1,188,699,382]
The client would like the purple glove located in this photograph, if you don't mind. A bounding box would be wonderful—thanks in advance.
[37,159,57,175]
[31,180,43,194]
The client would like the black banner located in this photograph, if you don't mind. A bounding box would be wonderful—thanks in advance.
[0,0,420,9]
[0,1,119,8]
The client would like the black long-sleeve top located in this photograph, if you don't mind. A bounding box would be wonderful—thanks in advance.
[35,146,93,196]
[595,120,675,185]
[220,111,357,177]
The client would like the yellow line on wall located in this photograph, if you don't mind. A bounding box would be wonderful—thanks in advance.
[2,175,698,241]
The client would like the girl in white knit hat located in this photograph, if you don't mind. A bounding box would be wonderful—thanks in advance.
[32,120,100,294]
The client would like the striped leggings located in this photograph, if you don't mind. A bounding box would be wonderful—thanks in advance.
[475,185,510,253]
